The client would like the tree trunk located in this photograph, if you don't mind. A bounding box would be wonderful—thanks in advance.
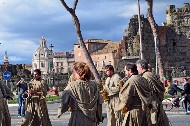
[146,0,165,79]
[60,0,101,84]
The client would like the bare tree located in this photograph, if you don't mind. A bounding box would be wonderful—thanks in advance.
[60,0,101,83]
[146,0,165,79]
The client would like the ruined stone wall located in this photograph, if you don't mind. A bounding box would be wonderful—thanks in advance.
[124,15,155,67]
[166,3,190,38]
[165,3,190,76]
[123,3,190,77]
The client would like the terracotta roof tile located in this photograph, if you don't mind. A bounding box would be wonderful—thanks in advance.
[91,41,119,54]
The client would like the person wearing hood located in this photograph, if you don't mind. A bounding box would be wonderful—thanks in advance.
[57,62,103,126]
[115,63,152,126]
[136,59,170,126]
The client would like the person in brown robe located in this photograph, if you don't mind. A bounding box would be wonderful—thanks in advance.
[0,97,11,126]
[115,63,152,126]
[136,59,170,126]
[57,62,103,126]
[0,82,11,126]
[21,69,52,126]
[104,65,123,126]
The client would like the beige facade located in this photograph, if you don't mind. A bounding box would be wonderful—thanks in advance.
[32,37,74,75]
[53,52,74,74]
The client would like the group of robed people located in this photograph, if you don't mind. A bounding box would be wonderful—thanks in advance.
[57,60,170,126]
[0,60,171,126]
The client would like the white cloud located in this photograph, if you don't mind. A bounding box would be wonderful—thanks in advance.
[0,39,38,64]
[1,40,38,55]
[0,32,20,39]
[0,0,188,64]
[9,56,23,62]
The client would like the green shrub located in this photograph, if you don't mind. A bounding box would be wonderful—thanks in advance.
[8,99,18,104]
[46,95,61,101]
[8,95,61,104]
[164,93,172,99]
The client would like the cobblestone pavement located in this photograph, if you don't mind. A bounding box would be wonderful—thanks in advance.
[9,102,190,126]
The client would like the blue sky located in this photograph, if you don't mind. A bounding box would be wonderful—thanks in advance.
[0,0,189,64]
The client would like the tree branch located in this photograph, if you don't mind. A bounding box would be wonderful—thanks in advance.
[73,0,78,11]
[60,0,73,13]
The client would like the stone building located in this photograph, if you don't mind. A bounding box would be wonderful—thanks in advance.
[32,36,54,75]
[32,36,74,77]
[122,3,190,78]
[53,52,74,74]
[73,39,126,71]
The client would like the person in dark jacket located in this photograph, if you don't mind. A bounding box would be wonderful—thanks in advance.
[168,80,183,107]
[168,80,183,95]
[181,78,190,113]
[16,77,28,117]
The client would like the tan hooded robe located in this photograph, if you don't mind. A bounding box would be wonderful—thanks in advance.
[0,82,11,126]
[57,80,103,126]
[119,75,152,126]
[104,73,123,126]
[21,79,52,126]
[142,71,170,126]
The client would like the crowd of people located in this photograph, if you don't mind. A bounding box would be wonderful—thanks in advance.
[1,60,190,126]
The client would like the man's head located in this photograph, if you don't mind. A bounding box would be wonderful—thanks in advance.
[105,65,114,77]
[33,69,41,79]
[173,80,178,85]
[183,78,189,83]
[136,59,148,74]
[124,63,138,77]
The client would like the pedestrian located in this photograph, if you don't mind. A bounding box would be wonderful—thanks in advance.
[103,65,123,126]
[0,81,14,100]
[136,59,170,126]
[0,83,5,126]
[168,80,183,107]
[115,63,152,126]
[50,86,59,96]
[0,81,11,126]
[21,69,52,126]
[57,62,103,126]
[181,78,190,114]
[16,77,27,117]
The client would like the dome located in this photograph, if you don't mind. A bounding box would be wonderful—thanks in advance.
[32,36,52,60]
[32,36,54,74]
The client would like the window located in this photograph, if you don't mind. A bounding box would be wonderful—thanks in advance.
[102,61,105,68]
[34,63,37,69]
[93,62,97,67]
[109,61,111,65]
[41,62,44,67]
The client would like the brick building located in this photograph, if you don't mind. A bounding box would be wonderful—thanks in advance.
[73,39,126,71]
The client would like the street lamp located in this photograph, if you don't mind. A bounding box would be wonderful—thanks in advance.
[49,44,54,72]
